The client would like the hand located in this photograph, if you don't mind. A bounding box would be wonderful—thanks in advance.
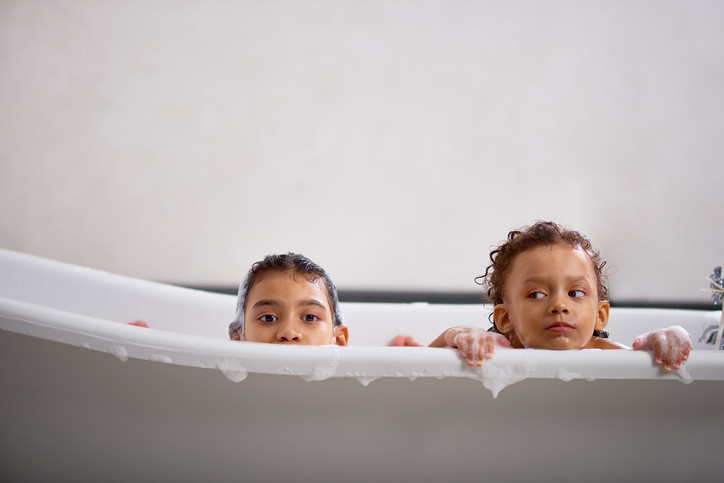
[632,325,691,371]
[388,335,423,347]
[442,326,511,367]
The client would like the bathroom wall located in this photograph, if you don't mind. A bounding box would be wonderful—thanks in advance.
[1,0,722,303]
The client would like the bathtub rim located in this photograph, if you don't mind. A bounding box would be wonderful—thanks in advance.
[2,247,723,397]
[2,294,722,389]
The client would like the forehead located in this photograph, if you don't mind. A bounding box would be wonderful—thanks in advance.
[508,243,596,281]
[246,271,331,309]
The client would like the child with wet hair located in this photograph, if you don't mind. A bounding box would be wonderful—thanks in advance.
[430,221,691,371]
[228,253,348,346]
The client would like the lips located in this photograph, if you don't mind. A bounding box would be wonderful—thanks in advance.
[546,321,574,333]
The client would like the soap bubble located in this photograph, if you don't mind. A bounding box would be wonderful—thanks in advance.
[150,354,173,364]
[555,368,582,382]
[109,345,128,362]
[355,376,379,387]
[477,356,536,398]
[216,359,248,383]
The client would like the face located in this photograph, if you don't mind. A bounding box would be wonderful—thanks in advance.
[241,271,348,346]
[493,243,609,350]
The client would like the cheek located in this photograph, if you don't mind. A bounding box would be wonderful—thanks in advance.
[244,322,272,338]
[509,303,534,322]
[311,323,336,341]
[510,307,542,335]
[312,322,334,335]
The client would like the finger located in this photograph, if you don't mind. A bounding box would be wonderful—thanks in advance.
[495,334,512,348]
[632,335,649,351]
[670,336,690,370]
[455,334,468,359]
[676,331,692,362]
[484,335,495,359]
[682,341,691,361]
[388,335,405,346]
[652,334,666,367]
[664,338,680,371]
[404,336,421,347]
[470,336,481,366]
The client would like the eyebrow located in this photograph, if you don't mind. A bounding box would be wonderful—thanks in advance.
[250,299,280,310]
[297,298,327,310]
[250,298,327,310]
[522,276,592,285]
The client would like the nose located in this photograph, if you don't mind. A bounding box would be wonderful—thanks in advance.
[548,292,570,314]
[276,320,302,342]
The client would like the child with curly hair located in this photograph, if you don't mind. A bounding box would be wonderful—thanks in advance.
[430,221,691,371]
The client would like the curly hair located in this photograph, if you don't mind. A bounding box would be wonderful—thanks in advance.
[479,221,609,303]
[477,221,609,337]
[228,253,342,338]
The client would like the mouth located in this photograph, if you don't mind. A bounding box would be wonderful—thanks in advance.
[545,321,574,333]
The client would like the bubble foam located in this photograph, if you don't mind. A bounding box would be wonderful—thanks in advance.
[110,345,128,362]
[477,357,536,398]
[673,365,694,384]
[301,348,340,382]
[216,359,248,383]
[555,368,582,382]
[355,376,379,387]
[150,354,173,364]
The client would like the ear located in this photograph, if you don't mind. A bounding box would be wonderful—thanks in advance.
[333,325,349,347]
[229,320,243,341]
[595,300,610,331]
[493,304,514,334]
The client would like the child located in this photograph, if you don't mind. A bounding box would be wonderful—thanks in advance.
[430,221,691,371]
[228,253,349,346]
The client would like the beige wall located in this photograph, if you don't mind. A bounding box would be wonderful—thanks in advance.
[1,0,722,302]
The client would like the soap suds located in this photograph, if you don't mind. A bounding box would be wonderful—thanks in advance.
[216,358,248,383]
[355,376,379,387]
[150,354,173,364]
[109,345,128,362]
[301,348,340,382]
[555,368,582,382]
[477,357,536,397]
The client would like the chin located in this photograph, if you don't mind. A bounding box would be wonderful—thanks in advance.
[538,337,584,351]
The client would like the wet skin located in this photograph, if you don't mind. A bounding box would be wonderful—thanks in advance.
[241,271,348,346]
[493,243,611,350]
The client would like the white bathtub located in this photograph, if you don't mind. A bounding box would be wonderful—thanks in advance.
[1,248,723,482]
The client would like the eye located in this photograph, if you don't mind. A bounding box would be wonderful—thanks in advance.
[259,314,277,323]
[528,291,545,300]
[569,290,585,298]
[302,314,319,322]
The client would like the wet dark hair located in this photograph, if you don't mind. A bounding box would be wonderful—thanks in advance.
[477,221,609,338]
[228,253,342,338]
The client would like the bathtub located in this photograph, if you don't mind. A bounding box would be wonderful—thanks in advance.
[1,248,723,482]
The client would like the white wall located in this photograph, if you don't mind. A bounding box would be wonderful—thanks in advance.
[1,0,722,302]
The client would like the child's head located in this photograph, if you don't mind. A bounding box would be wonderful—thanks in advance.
[228,253,348,346]
[482,221,610,350]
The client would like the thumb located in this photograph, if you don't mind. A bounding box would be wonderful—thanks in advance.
[494,333,512,348]
[632,334,650,351]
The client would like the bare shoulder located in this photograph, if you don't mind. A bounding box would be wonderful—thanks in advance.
[590,337,628,350]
